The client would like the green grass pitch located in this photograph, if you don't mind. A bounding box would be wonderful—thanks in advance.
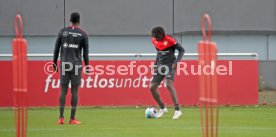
[0,107,276,137]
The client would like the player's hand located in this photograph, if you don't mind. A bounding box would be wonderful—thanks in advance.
[84,65,90,75]
[85,69,90,75]
[172,63,177,70]
[53,63,58,72]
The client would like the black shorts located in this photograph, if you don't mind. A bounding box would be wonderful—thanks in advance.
[60,67,82,86]
[151,64,175,85]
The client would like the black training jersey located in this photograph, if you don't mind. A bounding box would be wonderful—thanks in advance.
[152,35,185,65]
[53,26,89,66]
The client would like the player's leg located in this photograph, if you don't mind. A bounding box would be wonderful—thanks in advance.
[58,71,70,124]
[150,82,164,109]
[150,67,168,118]
[69,69,81,124]
[70,84,80,124]
[58,84,68,124]
[165,67,182,119]
[59,84,69,117]
[150,82,168,118]
[70,85,78,119]
[165,80,180,111]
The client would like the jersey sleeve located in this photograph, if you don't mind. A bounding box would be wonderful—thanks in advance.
[82,34,89,66]
[151,38,157,45]
[53,30,62,65]
[174,43,185,64]
[154,49,159,66]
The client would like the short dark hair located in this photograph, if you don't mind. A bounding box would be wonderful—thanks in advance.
[70,12,80,24]
[151,26,165,41]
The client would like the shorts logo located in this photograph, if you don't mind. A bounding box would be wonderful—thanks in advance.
[63,43,68,48]
[63,31,68,37]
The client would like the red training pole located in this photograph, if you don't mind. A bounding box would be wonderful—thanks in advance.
[12,14,28,137]
[198,13,219,137]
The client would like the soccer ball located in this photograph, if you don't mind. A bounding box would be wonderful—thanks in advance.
[145,107,158,118]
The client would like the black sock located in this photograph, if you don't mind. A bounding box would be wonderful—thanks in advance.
[174,104,180,111]
[71,109,76,119]
[160,103,165,109]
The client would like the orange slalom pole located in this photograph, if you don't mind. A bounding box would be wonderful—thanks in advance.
[198,13,219,137]
[12,14,28,137]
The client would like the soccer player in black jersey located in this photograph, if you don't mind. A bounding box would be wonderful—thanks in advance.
[53,12,89,124]
[150,26,185,119]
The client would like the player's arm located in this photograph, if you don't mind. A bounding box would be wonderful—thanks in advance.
[82,34,89,74]
[53,31,62,71]
[83,34,89,66]
[173,43,185,68]
[151,38,159,70]
[154,49,159,66]
[167,36,185,67]
[151,50,159,72]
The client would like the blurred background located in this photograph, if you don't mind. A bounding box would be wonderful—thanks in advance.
[0,0,275,91]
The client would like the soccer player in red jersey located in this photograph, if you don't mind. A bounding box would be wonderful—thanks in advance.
[150,26,185,119]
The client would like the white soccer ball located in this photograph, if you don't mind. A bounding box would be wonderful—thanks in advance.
[145,107,158,118]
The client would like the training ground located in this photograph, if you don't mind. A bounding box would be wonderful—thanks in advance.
[0,106,275,137]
